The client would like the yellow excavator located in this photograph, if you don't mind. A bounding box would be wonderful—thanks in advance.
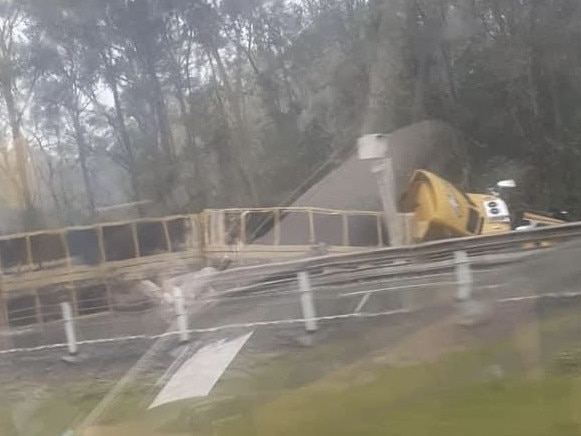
[400,169,569,243]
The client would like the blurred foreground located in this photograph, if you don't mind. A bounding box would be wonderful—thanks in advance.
[3,241,581,435]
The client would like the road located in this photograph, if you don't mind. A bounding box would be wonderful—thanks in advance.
[72,262,509,430]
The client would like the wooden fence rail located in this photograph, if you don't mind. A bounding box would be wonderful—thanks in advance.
[9,204,579,329]
[0,208,384,327]
[4,206,581,329]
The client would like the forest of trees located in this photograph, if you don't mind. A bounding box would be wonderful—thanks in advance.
[1,0,581,231]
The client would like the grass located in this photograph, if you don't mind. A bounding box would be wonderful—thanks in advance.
[242,356,581,436]
[132,345,581,436]
[0,377,155,436]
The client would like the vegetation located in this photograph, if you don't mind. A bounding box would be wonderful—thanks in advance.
[1,0,581,230]
[237,358,581,436]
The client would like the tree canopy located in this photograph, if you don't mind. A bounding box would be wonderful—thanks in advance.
[0,0,580,231]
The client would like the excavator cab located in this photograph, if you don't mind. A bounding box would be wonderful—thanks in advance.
[400,171,517,241]
[401,170,496,241]
[471,179,516,235]
[400,170,569,243]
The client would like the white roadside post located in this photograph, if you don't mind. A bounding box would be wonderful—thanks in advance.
[60,302,78,356]
[357,134,403,247]
[454,250,472,301]
[454,250,487,326]
[298,271,318,333]
[173,286,189,343]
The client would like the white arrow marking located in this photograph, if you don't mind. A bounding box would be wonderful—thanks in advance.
[149,331,253,409]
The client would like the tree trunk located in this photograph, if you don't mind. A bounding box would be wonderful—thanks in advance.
[144,52,176,162]
[70,106,96,218]
[549,68,563,134]
[207,47,259,204]
[165,41,208,208]
[1,77,33,211]
[361,0,407,134]
[103,52,143,212]
[177,86,208,208]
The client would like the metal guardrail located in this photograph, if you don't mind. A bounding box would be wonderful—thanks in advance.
[209,250,537,297]
[205,221,581,290]
[300,221,581,267]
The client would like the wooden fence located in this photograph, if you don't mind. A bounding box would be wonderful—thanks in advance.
[204,207,385,256]
[0,207,384,327]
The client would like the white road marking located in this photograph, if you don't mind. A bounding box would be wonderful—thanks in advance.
[154,345,191,390]
[341,282,456,297]
[354,293,371,313]
[149,331,253,409]
[342,283,500,297]
[499,291,581,303]
[498,296,539,303]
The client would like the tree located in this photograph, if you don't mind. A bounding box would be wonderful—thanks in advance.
[0,0,40,228]
[0,0,577,234]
